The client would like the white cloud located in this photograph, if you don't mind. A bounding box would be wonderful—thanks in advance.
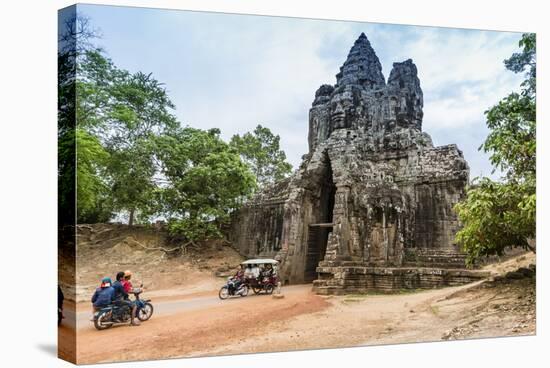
[82,5,526,178]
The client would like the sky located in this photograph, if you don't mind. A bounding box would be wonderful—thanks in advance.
[66,4,526,180]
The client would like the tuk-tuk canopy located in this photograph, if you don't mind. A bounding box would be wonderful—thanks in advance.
[241,258,278,265]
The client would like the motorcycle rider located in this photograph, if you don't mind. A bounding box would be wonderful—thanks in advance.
[112,271,140,326]
[120,270,141,326]
[231,265,245,292]
[234,265,245,280]
[112,271,128,300]
[91,277,115,320]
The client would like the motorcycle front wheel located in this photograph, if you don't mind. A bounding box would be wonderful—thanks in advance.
[137,302,154,321]
[94,310,113,330]
[219,286,230,300]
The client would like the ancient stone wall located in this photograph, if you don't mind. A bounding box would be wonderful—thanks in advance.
[229,178,290,258]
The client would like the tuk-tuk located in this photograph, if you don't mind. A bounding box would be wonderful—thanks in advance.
[241,258,280,295]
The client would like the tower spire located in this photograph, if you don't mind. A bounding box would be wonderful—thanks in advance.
[336,33,385,89]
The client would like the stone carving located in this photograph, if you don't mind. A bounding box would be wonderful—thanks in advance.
[229,33,488,293]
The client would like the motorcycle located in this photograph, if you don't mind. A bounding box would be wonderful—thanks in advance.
[93,288,154,330]
[219,277,248,300]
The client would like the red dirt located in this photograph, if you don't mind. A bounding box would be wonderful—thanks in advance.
[75,286,329,364]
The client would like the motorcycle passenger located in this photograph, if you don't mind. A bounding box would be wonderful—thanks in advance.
[91,277,115,320]
[243,264,254,279]
[251,264,260,281]
[121,270,141,326]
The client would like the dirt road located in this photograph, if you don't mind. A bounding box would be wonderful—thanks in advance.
[75,292,227,329]
[74,285,327,364]
[60,226,536,364]
[69,276,535,364]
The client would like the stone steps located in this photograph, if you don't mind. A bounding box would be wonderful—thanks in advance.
[403,248,468,269]
[312,266,489,294]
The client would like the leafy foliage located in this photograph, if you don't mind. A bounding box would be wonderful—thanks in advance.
[73,37,178,225]
[504,33,536,98]
[75,128,111,223]
[230,124,293,187]
[455,178,535,264]
[482,93,535,180]
[58,15,102,225]
[155,128,256,241]
[58,17,290,244]
[455,33,536,264]
[106,142,157,225]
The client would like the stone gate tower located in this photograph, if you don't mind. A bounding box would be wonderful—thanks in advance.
[229,33,488,294]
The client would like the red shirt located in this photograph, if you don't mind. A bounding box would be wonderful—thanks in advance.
[121,279,133,293]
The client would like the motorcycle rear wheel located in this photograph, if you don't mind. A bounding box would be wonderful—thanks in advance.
[94,310,113,330]
[239,285,249,297]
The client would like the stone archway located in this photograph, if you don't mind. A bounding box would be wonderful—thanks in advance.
[304,157,336,282]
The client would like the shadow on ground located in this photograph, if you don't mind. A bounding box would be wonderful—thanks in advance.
[36,343,57,357]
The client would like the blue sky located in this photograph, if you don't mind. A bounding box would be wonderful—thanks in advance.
[69,4,525,180]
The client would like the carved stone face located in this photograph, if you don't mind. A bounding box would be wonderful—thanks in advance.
[330,91,357,129]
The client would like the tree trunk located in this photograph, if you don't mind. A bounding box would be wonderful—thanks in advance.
[129,208,135,227]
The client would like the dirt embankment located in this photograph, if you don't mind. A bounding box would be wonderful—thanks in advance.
[63,224,245,303]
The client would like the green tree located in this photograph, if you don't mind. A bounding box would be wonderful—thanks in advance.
[74,41,178,225]
[106,142,156,225]
[455,34,536,265]
[60,16,274,238]
[155,127,256,242]
[58,15,112,224]
[101,71,178,225]
[230,124,292,186]
[74,128,111,223]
